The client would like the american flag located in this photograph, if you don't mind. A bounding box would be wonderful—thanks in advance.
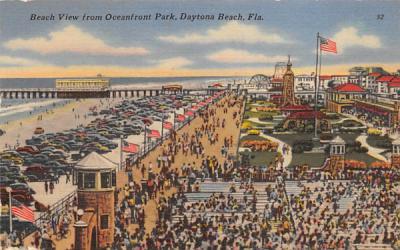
[320,36,337,53]
[11,198,34,223]
[122,140,139,153]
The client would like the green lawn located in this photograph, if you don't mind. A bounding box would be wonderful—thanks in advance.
[271,132,380,167]
[366,135,393,149]
[290,152,327,168]
[240,151,278,166]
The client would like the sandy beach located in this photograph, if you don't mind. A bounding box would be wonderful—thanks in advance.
[0,98,121,151]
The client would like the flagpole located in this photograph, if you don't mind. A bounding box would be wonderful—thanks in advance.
[161,114,164,143]
[7,187,12,233]
[313,32,320,140]
[120,136,123,171]
[173,110,176,130]
[143,124,147,153]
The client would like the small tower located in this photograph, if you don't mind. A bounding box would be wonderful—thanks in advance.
[282,55,297,106]
[328,136,346,177]
[392,138,400,169]
[73,152,117,250]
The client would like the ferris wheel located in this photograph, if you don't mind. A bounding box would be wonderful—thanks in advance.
[248,74,270,88]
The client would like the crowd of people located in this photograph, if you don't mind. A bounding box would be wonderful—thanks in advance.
[111,92,250,249]
[289,177,400,249]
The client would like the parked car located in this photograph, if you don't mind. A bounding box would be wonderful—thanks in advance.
[24,164,50,177]
[34,127,45,134]
[0,176,14,187]
[10,183,36,195]
[0,187,34,204]
[17,146,40,155]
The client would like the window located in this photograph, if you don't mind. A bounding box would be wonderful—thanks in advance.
[101,172,111,188]
[77,172,84,189]
[84,173,96,189]
[100,215,109,229]
[111,171,116,187]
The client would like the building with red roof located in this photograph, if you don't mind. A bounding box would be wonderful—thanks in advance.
[388,77,400,98]
[333,83,365,92]
[375,76,400,98]
[326,83,367,113]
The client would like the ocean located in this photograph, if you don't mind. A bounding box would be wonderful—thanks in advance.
[0,76,239,124]
[0,76,235,89]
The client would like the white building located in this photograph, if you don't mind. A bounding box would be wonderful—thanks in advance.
[294,75,315,91]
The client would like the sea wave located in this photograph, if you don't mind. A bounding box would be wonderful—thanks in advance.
[0,99,67,118]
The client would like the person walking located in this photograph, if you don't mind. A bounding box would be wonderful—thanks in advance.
[44,181,48,195]
[66,172,71,184]
[49,181,54,195]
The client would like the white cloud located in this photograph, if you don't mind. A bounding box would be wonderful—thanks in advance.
[332,26,381,52]
[207,49,288,64]
[159,21,287,44]
[155,57,192,69]
[3,25,149,56]
[0,55,45,66]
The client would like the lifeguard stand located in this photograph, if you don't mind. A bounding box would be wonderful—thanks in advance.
[327,136,346,178]
[73,152,117,250]
[392,138,400,169]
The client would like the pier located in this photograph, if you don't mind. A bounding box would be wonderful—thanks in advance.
[0,87,225,99]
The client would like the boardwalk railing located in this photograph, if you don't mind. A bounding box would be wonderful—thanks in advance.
[33,190,77,234]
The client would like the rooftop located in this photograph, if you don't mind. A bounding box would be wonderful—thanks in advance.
[330,136,345,144]
[333,83,365,93]
[75,152,117,170]
[377,76,395,82]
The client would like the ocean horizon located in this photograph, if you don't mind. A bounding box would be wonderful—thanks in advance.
[0,76,241,89]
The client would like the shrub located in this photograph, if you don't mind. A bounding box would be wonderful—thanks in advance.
[259,114,273,121]
[347,141,361,148]
[292,144,304,154]
[305,124,314,133]
[320,134,334,141]
[342,120,363,128]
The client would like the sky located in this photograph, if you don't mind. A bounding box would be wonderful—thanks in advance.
[0,0,399,78]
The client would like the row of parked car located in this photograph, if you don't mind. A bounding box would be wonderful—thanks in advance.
[0,94,202,205]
